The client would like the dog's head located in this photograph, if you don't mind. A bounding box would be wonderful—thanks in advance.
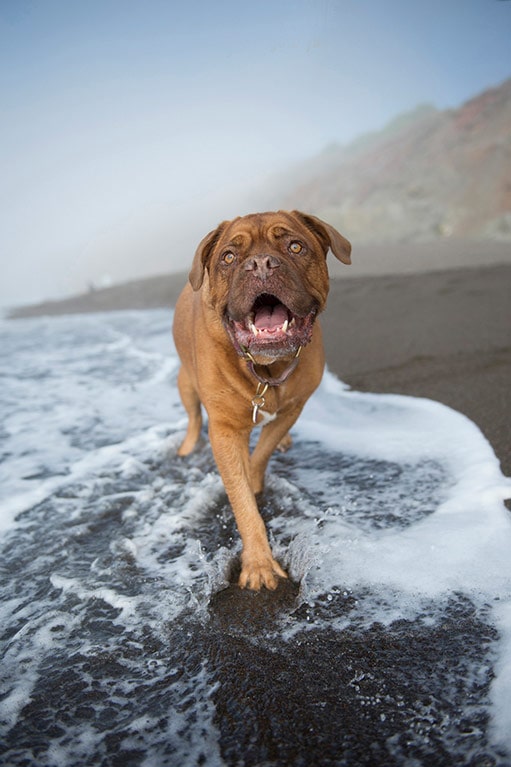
[188,210,351,361]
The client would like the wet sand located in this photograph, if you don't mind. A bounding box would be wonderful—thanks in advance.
[5,246,511,765]
[323,263,511,478]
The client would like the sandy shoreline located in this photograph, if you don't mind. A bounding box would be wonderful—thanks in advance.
[323,264,511,480]
[7,247,511,478]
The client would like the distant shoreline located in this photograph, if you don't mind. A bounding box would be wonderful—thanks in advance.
[7,238,511,320]
[7,271,189,320]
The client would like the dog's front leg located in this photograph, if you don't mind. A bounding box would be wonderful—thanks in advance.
[208,424,287,590]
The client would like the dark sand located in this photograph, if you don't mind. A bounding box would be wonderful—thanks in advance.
[10,252,511,477]
[323,263,511,479]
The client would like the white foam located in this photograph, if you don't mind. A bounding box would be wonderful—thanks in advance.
[1,308,510,760]
[295,375,511,601]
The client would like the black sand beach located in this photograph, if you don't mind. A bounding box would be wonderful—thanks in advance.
[4,241,511,766]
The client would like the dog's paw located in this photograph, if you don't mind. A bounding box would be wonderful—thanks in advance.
[276,433,293,453]
[176,438,196,457]
[238,553,288,591]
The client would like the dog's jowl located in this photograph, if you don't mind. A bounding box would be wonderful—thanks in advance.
[172,210,351,590]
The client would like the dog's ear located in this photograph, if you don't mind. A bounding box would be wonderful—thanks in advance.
[291,211,352,265]
[188,222,228,291]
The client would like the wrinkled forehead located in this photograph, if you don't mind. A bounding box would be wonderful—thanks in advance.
[217,212,311,251]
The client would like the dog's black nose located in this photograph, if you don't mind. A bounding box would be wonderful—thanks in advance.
[244,254,280,280]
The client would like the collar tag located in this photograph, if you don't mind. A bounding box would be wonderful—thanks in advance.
[251,382,269,424]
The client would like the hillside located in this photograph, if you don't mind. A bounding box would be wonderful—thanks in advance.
[278,78,511,243]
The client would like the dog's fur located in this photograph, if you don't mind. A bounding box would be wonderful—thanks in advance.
[173,210,351,590]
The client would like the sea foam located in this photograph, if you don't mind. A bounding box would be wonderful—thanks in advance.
[0,309,510,765]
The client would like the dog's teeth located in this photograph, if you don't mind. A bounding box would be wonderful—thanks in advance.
[249,322,258,336]
[289,317,296,327]
[282,319,289,334]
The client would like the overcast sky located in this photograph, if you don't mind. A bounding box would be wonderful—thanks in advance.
[1,0,511,307]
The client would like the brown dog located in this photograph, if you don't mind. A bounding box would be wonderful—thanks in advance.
[172,210,351,590]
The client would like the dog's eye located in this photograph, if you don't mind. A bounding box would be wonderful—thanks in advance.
[289,241,303,255]
[223,251,235,265]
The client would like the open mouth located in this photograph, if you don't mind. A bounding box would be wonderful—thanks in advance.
[225,293,317,357]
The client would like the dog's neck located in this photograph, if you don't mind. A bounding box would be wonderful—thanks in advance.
[240,348,303,424]
[244,347,302,387]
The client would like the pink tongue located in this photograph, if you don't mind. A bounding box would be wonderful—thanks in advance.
[254,303,288,330]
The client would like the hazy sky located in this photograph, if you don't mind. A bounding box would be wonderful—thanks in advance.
[1,0,510,307]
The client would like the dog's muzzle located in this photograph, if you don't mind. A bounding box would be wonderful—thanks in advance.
[224,291,318,360]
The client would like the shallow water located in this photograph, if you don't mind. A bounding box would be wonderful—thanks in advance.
[1,309,510,766]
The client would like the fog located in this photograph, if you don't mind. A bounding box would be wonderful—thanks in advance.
[1,0,510,308]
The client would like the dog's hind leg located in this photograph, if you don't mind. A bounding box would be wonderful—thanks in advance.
[176,366,203,456]
[276,432,292,453]
[250,409,302,495]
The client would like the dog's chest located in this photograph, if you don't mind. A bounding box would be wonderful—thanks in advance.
[250,385,280,425]
[257,409,277,426]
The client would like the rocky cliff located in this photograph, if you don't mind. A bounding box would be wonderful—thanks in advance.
[278,79,511,243]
